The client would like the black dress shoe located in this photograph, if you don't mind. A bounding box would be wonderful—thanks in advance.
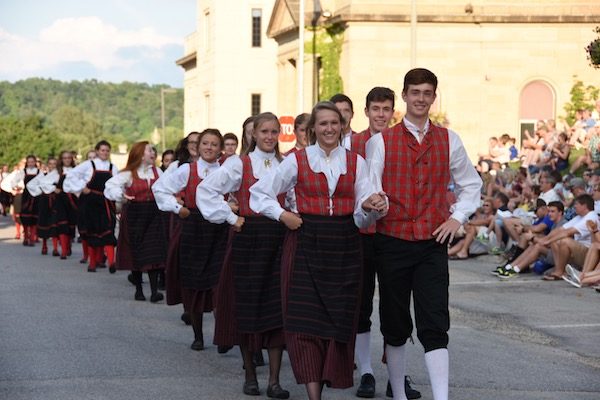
[87,267,96,273]
[356,373,375,398]
[109,265,116,274]
[191,338,204,351]
[217,345,233,354]
[181,312,191,325]
[243,380,260,396]
[386,377,422,399]
[52,250,60,257]
[79,258,87,264]
[135,289,146,301]
[150,292,164,303]
[267,383,289,399]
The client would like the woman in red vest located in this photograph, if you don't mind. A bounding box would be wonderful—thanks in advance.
[64,141,118,272]
[26,157,59,256]
[153,129,228,351]
[18,155,40,246]
[52,151,78,260]
[104,141,166,302]
[198,112,290,399]
[366,69,482,400]
[250,102,387,400]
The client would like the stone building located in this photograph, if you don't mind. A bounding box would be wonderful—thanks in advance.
[178,0,600,157]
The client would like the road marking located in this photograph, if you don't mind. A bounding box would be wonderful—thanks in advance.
[451,280,542,286]
[536,323,600,329]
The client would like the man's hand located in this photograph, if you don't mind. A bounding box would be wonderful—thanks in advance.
[280,211,303,230]
[233,216,245,232]
[361,191,387,213]
[178,207,191,219]
[432,218,462,243]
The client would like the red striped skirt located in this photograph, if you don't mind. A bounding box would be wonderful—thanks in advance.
[213,227,240,346]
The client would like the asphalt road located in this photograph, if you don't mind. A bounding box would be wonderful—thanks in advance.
[1,216,599,400]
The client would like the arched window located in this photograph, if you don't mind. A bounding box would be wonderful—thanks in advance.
[519,80,555,144]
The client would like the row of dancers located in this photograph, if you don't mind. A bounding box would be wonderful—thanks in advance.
[4,69,481,400]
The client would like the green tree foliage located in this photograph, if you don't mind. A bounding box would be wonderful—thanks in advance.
[305,23,346,101]
[0,78,183,165]
[563,77,599,126]
[586,26,600,69]
[0,116,64,166]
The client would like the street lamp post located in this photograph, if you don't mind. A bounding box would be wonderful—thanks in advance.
[160,88,177,153]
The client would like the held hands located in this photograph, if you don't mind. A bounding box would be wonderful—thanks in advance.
[432,218,462,243]
[280,211,303,230]
[233,216,245,232]
[82,187,91,194]
[228,200,240,214]
[362,191,388,214]
[123,194,135,202]
[54,188,62,194]
[176,197,184,206]
[178,206,191,219]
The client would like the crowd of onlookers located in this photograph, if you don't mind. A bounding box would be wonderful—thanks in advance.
[455,99,600,291]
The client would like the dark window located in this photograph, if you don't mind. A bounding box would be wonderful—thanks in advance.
[252,9,262,47]
[251,94,261,116]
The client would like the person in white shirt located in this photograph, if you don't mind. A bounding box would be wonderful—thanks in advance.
[11,155,40,246]
[27,157,60,255]
[365,69,481,400]
[540,194,599,281]
[330,93,356,150]
[104,141,166,300]
[1,161,25,239]
[250,101,387,400]
[0,164,11,216]
[538,175,561,204]
[51,151,77,259]
[152,129,228,352]
[198,112,290,399]
[64,140,118,272]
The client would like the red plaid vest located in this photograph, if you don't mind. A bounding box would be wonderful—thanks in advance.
[183,162,202,209]
[377,121,450,241]
[295,148,357,216]
[125,167,159,202]
[351,129,376,234]
[236,155,285,217]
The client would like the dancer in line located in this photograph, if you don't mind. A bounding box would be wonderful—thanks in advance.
[27,157,59,256]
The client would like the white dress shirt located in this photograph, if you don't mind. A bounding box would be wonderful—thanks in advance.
[249,143,381,229]
[365,117,482,224]
[26,170,60,196]
[342,131,353,151]
[2,168,38,193]
[104,165,162,202]
[152,159,220,214]
[197,148,279,225]
[63,159,118,194]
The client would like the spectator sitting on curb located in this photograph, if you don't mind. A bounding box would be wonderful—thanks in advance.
[493,201,566,278]
[448,199,496,259]
[540,194,598,281]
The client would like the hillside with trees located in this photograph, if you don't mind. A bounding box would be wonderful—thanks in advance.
[0,78,183,166]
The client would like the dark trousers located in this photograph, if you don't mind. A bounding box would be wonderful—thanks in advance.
[357,233,377,333]
[375,233,449,352]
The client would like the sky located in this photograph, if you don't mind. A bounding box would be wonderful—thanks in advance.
[0,0,196,87]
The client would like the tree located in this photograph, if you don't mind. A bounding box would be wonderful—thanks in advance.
[586,26,600,69]
[563,77,599,127]
[0,116,64,166]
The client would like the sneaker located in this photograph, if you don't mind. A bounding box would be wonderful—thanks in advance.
[498,268,518,279]
[491,265,506,275]
[489,246,504,255]
[561,273,582,288]
[565,264,581,284]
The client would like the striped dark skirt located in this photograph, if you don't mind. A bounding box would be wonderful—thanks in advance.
[165,213,183,306]
[179,209,228,313]
[20,189,38,226]
[53,191,77,236]
[81,193,117,247]
[37,193,57,239]
[213,227,240,347]
[282,214,362,388]
[116,201,167,272]
[232,216,286,351]
[76,194,88,240]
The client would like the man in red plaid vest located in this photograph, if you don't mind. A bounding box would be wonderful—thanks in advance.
[366,69,482,400]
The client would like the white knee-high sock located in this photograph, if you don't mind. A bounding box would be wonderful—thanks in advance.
[355,332,374,376]
[385,344,407,400]
[425,348,449,400]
